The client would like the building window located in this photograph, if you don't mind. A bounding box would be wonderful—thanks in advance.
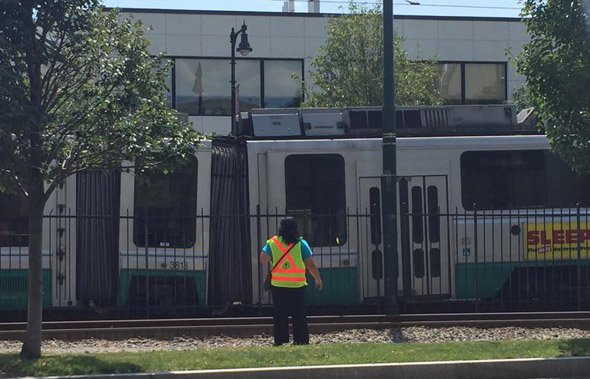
[0,194,28,247]
[264,60,302,108]
[175,58,231,116]
[133,159,198,248]
[236,60,262,112]
[439,62,507,105]
[439,63,462,105]
[285,154,346,247]
[461,150,590,210]
[173,58,302,116]
[165,61,173,106]
[465,64,507,104]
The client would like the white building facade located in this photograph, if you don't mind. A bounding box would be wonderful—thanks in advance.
[120,9,530,135]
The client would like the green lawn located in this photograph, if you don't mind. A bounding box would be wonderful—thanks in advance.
[1,339,590,377]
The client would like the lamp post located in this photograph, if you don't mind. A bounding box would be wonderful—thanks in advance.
[230,21,253,136]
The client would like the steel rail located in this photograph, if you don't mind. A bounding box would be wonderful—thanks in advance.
[2,312,590,340]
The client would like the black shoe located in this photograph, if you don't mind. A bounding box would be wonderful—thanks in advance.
[293,341,309,345]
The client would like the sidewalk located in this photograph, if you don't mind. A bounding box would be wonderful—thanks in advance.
[32,357,590,379]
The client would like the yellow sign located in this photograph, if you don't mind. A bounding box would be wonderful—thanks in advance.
[526,222,590,260]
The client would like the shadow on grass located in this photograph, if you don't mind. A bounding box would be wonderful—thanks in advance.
[557,338,590,358]
[0,354,143,378]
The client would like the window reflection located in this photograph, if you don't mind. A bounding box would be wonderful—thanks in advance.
[134,159,198,248]
[438,63,461,105]
[175,59,263,116]
[461,150,590,210]
[264,60,302,108]
[173,58,302,115]
[438,62,507,105]
[235,60,261,112]
[175,59,230,116]
[465,64,506,104]
[285,154,346,247]
[165,63,172,106]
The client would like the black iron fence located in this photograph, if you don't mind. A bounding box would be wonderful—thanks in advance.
[449,207,590,312]
[1,207,590,320]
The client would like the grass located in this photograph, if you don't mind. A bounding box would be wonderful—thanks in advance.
[1,339,590,377]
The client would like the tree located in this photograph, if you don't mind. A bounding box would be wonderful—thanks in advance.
[303,2,442,107]
[516,0,590,173]
[0,0,201,359]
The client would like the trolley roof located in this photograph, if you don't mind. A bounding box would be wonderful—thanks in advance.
[237,105,539,139]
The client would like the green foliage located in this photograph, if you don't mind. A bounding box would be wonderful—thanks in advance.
[303,2,442,107]
[0,0,201,198]
[512,86,535,112]
[516,0,590,173]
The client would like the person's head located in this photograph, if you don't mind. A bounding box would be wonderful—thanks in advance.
[278,217,299,244]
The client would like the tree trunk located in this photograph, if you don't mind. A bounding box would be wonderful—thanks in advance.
[20,182,44,360]
[20,0,46,360]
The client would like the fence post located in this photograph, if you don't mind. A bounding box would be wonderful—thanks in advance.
[256,204,262,313]
[473,203,479,312]
[144,206,149,318]
[577,203,582,310]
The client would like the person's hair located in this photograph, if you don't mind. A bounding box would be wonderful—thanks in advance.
[278,217,299,244]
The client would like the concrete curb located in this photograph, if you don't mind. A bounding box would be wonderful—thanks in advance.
[26,357,590,379]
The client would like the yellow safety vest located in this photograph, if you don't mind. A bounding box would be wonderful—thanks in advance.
[268,235,307,288]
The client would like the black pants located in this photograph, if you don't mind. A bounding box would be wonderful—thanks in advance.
[271,285,309,345]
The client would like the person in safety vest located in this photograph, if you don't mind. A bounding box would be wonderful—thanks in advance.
[260,217,323,346]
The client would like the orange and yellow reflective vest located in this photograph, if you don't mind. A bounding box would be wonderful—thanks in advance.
[268,235,307,288]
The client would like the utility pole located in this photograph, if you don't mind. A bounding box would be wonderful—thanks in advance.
[382,0,399,314]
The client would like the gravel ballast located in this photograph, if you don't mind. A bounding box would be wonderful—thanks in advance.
[1,327,590,354]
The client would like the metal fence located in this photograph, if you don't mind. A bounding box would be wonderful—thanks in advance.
[448,207,590,312]
[1,207,590,320]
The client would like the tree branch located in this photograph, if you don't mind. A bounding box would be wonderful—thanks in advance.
[0,169,29,197]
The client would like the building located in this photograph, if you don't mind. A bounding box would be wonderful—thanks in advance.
[118,7,529,135]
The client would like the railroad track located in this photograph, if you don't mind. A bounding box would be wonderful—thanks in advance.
[2,312,590,340]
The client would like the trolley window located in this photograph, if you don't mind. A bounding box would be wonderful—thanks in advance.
[411,186,423,243]
[133,158,198,248]
[461,150,590,210]
[0,194,28,247]
[430,248,441,278]
[369,187,382,245]
[427,186,440,243]
[285,154,347,247]
[413,248,425,278]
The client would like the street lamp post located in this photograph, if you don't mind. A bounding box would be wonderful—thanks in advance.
[230,21,253,136]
